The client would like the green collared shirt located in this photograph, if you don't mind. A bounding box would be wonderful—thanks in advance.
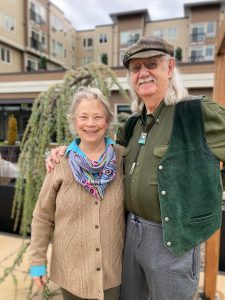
[121,98,225,221]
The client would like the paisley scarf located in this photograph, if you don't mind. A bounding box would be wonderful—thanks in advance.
[68,144,116,200]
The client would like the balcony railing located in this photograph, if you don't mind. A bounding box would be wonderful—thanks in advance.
[30,37,45,52]
[189,55,205,63]
[190,33,205,43]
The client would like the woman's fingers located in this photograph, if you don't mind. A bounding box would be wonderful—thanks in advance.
[32,276,45,288]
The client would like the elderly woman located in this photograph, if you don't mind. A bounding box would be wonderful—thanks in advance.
[29,87,125,300]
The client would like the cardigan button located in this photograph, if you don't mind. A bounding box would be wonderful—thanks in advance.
[96,248,100,251]
[96,267,101,271]
[161,190,166,195]
[164,217,169,222]
[167,241,172,247]
[95,225,99,229]
[158,165,163,170]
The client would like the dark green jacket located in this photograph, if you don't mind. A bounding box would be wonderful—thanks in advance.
[158,98,222,256]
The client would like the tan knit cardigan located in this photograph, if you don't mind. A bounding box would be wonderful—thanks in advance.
[29,144,125,300]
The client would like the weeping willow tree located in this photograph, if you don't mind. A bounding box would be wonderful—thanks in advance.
[12,63,129,236]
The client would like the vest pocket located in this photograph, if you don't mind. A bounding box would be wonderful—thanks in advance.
[189,212,215,223]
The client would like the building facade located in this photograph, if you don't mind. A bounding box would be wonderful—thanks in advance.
[0,0,76,73]
[1,0,224,72]
[0,0,225,141]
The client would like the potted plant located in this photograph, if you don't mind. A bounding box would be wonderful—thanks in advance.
[0,114,20,163]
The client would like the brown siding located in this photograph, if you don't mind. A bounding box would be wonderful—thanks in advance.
[191,5,220,23]
[0,70,65,82]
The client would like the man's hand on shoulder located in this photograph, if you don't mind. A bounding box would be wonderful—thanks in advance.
[45,146,67,173]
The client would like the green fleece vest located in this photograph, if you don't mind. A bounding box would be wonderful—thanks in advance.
[158,98,223,256]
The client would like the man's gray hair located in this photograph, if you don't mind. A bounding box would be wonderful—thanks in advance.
[67,86,114,134]
[128,60,189,112]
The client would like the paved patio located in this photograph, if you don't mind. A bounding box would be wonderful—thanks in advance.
[0,232,225,300]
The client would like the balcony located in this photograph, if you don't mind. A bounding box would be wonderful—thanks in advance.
[30,37,44,52]
[190,33,205,43]
[189,55,205,63]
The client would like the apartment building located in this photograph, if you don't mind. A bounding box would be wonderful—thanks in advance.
[0,0,76,73]
[0,0,225,141]
[1,1,224,72]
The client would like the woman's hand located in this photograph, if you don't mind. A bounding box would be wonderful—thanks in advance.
[32,275,47,288]
[45,146,67,173]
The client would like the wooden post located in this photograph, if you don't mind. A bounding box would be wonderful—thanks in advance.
[204,229,221,299]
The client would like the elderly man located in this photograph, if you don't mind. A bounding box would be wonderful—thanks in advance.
[116,36,225,300]
[46,36,225,300]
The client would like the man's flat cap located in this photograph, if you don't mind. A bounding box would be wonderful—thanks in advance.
[123,36,174,69]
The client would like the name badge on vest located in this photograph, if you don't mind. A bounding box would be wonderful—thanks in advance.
[138,132,147,145]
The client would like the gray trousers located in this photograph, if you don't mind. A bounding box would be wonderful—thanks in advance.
[61,286,120,300]
[120,213,201,300]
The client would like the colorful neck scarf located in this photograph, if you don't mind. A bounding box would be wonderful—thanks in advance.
[68,145,116,200]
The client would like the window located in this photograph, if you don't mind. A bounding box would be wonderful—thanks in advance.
[56,42,63,55]
[190,45,214,62]
[83,56,93,65]
[190,47,204,62]
[41,33,46,50]
[27,55,38,71]
[52,40,63,56]
[191,22,216,42]
[30,2,46,24]
[120,31,140,46]
[83,38,93,48]
[0,46,11,63]
[191,24,205,42]
[30,30,41,51]
[3,15,15,31]
[205,45,214,60]
[99,33,107,43]
[167,28,178,39]
[51,15,63,31]
[153,29,164,38]
[206,22,216,37]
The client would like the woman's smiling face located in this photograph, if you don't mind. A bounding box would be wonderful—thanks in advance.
[75,98,108,146]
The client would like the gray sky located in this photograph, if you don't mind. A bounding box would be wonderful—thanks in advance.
[50,0,213,30]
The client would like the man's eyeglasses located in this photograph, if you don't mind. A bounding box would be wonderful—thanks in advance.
[129,57,165,73]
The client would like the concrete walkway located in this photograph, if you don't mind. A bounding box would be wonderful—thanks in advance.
[0,232,225,300]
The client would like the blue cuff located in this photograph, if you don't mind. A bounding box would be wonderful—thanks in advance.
[29,265,46,277]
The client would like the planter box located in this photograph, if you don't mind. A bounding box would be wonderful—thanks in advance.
[0,145,20,163]
[0,182,21,234]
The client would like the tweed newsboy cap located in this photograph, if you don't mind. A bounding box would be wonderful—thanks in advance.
[123,36,174,69]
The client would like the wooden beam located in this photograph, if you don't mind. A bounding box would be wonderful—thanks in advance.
[204,229,221,300]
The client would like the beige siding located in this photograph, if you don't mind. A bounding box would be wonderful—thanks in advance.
[145,18,189,62]
[94,26,113,66]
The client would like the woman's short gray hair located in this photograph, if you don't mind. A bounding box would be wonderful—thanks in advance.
[67,86,114,134]
[128,55,189,112]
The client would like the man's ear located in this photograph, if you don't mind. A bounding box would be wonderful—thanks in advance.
[168,57,175,78]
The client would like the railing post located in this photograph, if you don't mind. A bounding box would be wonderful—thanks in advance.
[203,229,220,300]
